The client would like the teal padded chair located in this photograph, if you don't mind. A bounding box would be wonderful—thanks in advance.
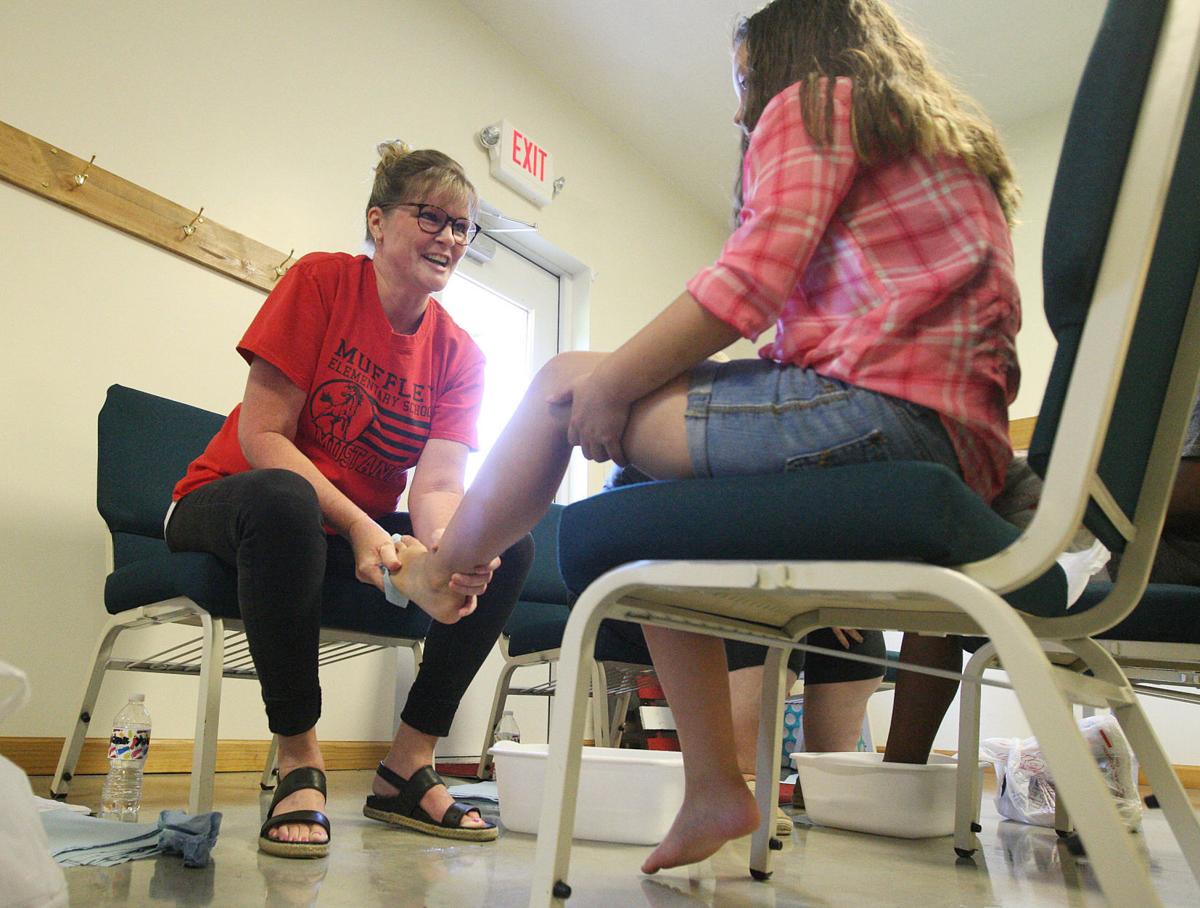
[529,2,1200,905]
[50,385,431,814]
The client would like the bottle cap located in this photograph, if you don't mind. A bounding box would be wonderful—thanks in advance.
[130,693,146,702]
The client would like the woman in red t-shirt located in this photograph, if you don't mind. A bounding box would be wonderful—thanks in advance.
[167,144,530,856]
[387,0,1020,875]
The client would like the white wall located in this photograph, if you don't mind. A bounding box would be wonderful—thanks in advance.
[0,0,727,744]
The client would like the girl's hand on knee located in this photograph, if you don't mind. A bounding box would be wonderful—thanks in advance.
[548,373,632,465]
[430,528,500,596]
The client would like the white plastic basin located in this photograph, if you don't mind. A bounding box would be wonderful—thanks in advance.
[792,751,982,838]
[489,741,685,845]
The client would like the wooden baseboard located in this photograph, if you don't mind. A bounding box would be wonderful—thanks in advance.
[1,736,391,777]
[10,736,1200,789]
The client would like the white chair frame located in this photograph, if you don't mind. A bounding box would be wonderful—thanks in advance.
[50,596,422,815]
[528,2,1200,905]
[475,633,637,779]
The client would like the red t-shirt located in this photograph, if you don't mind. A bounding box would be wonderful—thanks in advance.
[173,252,485,519]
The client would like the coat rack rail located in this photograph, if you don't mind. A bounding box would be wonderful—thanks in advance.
[0,119,287,293]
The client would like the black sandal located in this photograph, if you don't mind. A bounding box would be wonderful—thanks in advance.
[363,762,498,842]
[258,766,331,859]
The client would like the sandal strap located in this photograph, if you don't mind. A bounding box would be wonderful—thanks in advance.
[374,762,444,816]
[268,766,327,816]
[260,808,330,839]
[439,801,483,828]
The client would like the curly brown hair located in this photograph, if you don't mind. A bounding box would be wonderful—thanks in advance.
[733,0,1019,225]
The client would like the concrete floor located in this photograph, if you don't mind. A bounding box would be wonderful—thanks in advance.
[34,770,1200,907]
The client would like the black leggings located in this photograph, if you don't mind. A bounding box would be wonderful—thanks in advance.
[165,469,532,737]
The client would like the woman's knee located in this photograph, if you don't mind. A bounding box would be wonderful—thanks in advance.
[240,469,322,536]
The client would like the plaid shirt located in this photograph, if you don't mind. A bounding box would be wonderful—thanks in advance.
[688,78,1020,502]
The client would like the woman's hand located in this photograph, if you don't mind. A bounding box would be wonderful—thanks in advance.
[832,628,865,649]
[430,528,500,597]
[548,369,633,465]
[348,517,400,592]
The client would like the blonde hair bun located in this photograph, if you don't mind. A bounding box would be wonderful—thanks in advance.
[376,140,413,169]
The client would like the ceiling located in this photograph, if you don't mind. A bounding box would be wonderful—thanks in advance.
[459,0,1108,223]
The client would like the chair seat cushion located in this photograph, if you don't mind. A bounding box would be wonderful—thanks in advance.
[1080,582,1200,644]
[504,599,659,664]
[105,551,432,640]
[558,462,1068,618]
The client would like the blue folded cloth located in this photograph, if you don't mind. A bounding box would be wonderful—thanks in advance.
[157,810,222,868]
[41,808,222,868]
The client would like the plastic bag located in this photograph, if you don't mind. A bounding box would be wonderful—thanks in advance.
[981,714,1141,830]
[0,659,69,907]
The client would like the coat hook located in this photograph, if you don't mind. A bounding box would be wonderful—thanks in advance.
[182,207,205,238]
[273,249,295,280]
[70,154,96,190]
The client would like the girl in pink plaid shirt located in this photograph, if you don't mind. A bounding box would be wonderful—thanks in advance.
[388,0,1021,873]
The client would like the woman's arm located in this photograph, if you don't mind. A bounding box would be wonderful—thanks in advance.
[408,438,500,595]
[238,356,398,588]
[406,438,469,545]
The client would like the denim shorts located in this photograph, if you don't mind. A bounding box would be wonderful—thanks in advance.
[684,359,962,479]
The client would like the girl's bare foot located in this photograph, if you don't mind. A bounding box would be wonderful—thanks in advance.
[641,778,759,874]
[388,536,477,624]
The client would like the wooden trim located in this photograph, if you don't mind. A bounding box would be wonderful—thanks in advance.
[1010,416,1036,452]
[11,735,1200,789]
[2,737,390,777]
[0,119,286,293]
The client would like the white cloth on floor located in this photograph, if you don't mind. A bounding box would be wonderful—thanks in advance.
[41,809,222,868]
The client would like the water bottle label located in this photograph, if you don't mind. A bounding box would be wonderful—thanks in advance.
[108,726,151,761]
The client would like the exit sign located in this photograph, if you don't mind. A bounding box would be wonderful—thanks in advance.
[485,120,555,207]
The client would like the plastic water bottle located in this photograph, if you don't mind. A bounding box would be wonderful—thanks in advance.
[494,709,521,744]
[99,693,151,822]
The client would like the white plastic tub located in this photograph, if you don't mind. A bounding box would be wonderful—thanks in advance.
[489,741,685,844]
[792,751,982,838]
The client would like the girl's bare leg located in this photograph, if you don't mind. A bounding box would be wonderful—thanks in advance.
[391,351,693,607]
[641,628,760,874]
[392,352,755,869]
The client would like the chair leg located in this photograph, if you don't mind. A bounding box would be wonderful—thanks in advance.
[968,592,1161,906]
[260,735,279,791]
[1068,637,1200,885]
[954,644,993,857]
[50,613,129,800]
[591,662,611,747]
[610,691,633,747]
[477,657,522,780]
[188,614,225,815]
[750,646,790,880]
[529,594,608,907]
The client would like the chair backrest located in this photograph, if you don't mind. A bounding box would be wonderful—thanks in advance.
[1030,0,1200,553]
[98,384,224,568]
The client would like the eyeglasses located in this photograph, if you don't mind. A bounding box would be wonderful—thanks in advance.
[392,202,480,245]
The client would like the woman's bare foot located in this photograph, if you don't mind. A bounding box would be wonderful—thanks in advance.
[388,536,477,624]
[641,778,759,874]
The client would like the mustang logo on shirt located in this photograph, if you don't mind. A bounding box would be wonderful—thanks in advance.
[311,380,377,443]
